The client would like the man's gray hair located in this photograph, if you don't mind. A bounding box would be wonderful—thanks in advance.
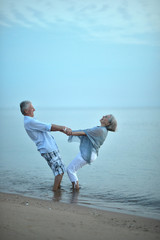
[20,100,31,115]
[107,114,117,132]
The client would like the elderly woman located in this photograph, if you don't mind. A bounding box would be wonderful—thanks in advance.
[67,114,117,190]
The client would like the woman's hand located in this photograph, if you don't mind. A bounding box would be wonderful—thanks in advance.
[63,127,72,135]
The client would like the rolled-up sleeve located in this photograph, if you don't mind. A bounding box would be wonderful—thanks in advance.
[28,118,51,132]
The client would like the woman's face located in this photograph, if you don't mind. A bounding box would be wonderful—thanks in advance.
[100,115,111,126]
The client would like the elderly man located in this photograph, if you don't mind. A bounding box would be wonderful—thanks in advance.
[20,100,72,191]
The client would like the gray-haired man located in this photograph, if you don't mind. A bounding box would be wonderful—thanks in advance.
[20,100,72,191]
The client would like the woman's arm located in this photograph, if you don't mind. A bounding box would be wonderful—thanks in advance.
[71,131,86,136]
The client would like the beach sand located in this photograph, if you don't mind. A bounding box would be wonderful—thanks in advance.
[0,192,160,240]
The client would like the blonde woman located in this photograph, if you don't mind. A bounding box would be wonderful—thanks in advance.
[67,115,117,190]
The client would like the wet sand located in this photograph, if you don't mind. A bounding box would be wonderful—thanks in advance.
[0,192,160,240]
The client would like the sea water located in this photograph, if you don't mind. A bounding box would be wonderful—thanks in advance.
[0,107,160,219]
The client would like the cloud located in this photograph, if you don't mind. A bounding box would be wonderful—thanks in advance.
[0,0,160,44]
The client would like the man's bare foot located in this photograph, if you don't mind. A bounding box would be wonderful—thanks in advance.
[53,174,63,191]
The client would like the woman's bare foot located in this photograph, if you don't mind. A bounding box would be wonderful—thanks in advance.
[72,181,80,190]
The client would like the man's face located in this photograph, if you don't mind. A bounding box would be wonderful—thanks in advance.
[25,103,35,117]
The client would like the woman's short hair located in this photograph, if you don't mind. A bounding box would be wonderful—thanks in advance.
[20,100,31,115]
[107,114,117,132]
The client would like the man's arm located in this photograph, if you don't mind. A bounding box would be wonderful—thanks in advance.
[51,124,72,135]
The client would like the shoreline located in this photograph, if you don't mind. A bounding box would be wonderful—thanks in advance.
[1,190,159,221]
[0,192,160,240]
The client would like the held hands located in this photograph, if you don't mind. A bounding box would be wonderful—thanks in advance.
[63,127,72,136]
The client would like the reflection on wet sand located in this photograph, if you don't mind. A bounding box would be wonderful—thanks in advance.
[52,188,80,204]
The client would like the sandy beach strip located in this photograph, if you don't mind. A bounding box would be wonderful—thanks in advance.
[0,192,160,240]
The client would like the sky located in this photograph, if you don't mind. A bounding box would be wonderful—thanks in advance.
[0,0,160,108]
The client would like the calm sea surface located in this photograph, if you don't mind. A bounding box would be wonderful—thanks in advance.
[0,107,160,219]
